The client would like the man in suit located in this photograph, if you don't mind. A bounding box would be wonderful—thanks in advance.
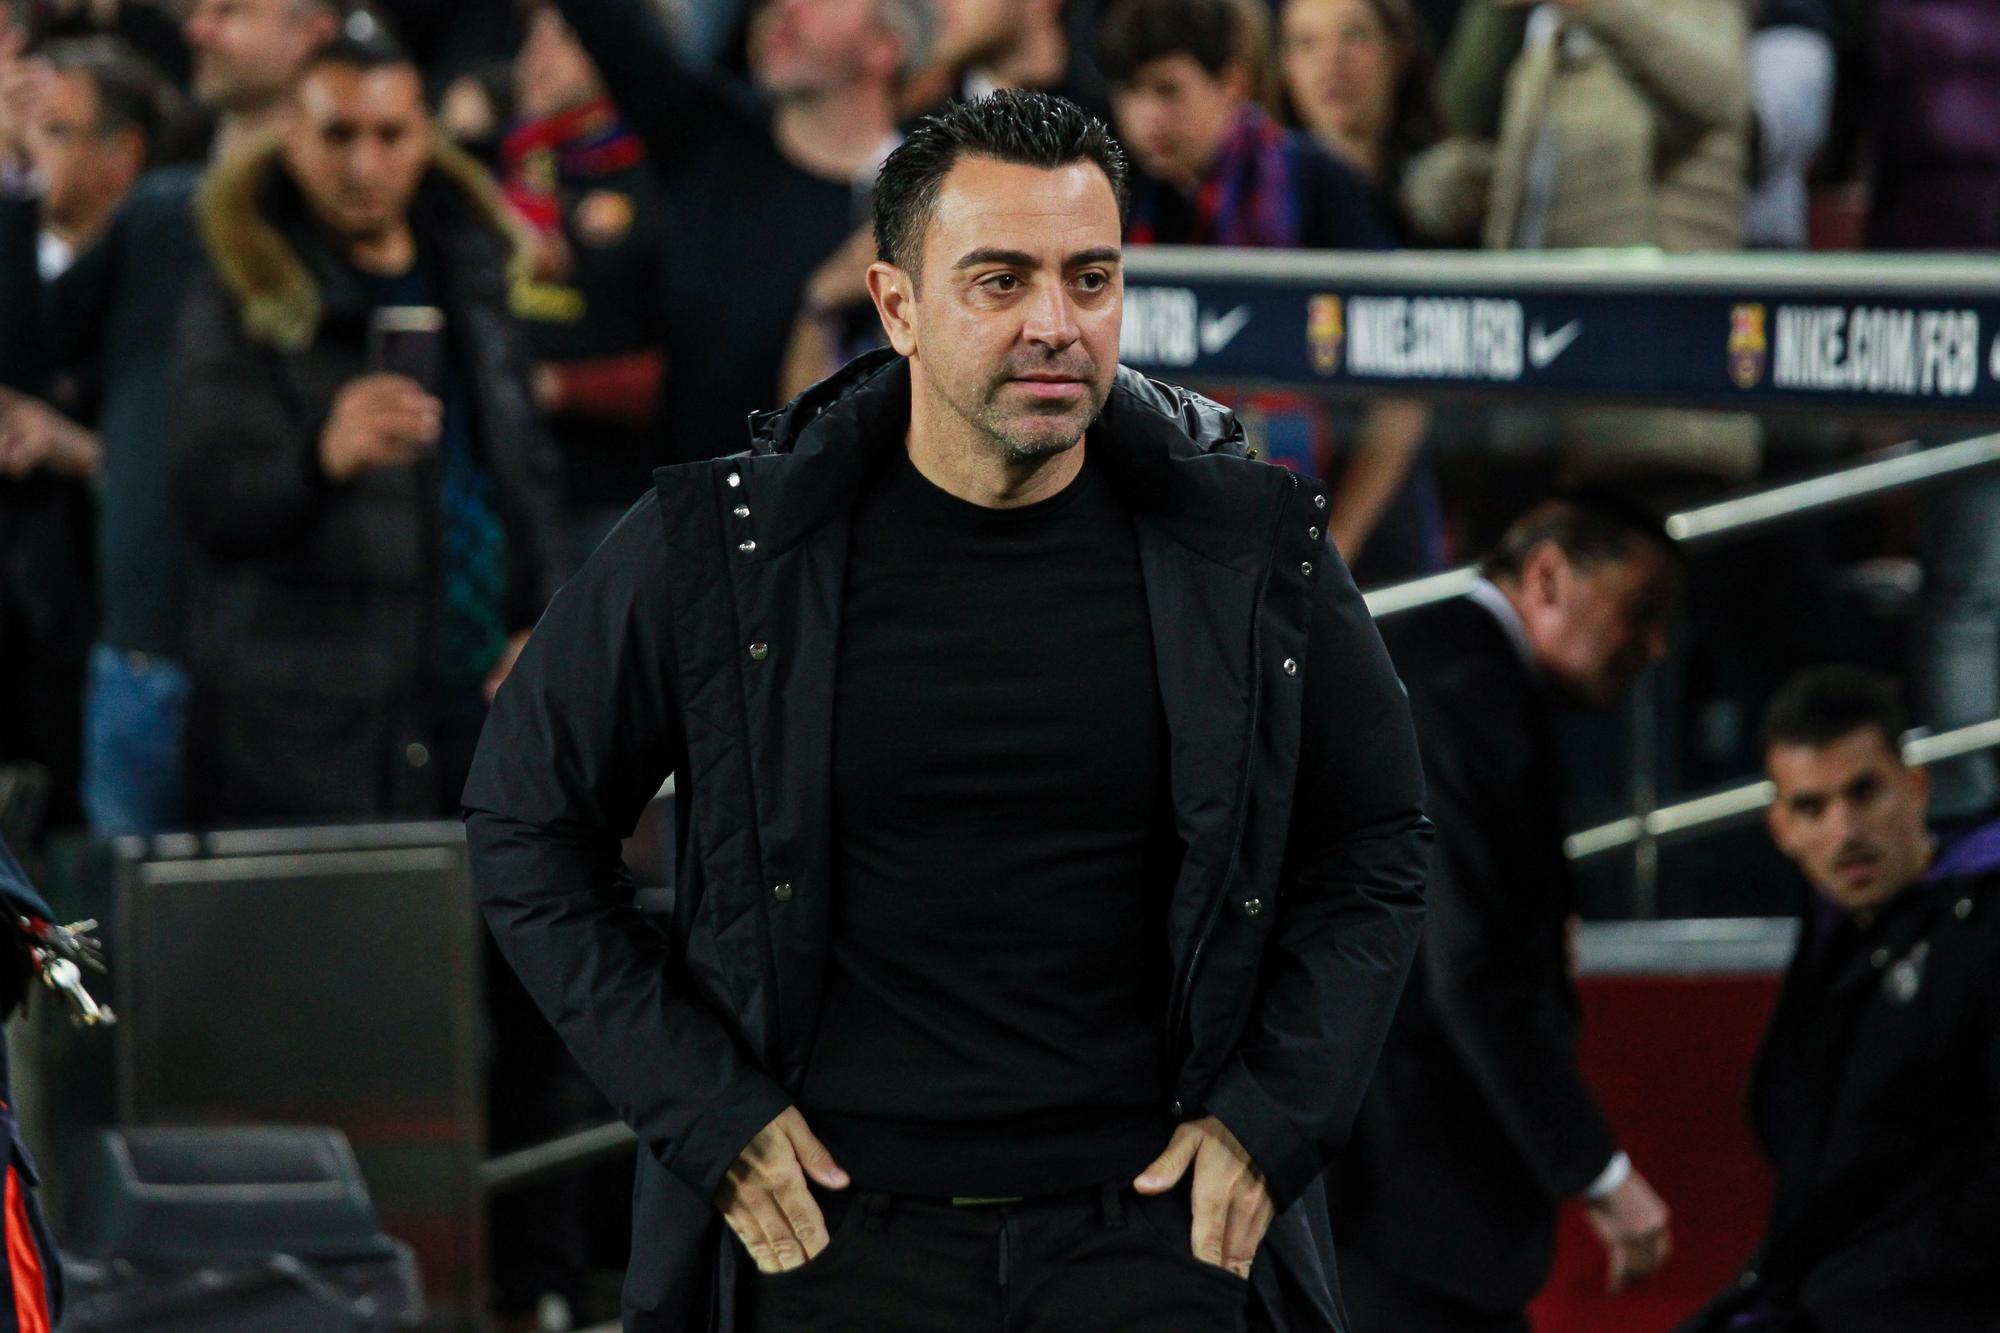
[1679,666,2000,1333]
[1333,493,1679,1332]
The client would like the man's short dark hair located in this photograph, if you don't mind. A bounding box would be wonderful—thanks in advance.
[1761,666,1910,758]
[301,20,417,82]
[1479,490,1677,583]
[44,37,185,166]
[1097,0,1240,85]
[872,89,1130,276]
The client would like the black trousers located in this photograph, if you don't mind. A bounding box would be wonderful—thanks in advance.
[743,1182,1253,1332]
[1338,1250,1528,1333]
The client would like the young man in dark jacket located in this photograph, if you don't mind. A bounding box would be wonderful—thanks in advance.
[1680,667,2000,1333]
[465,91,1430,1332]
[173,31,567,822]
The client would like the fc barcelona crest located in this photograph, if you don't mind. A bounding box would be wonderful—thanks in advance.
[1728,303,1768,389]
[1308,295,1344,377]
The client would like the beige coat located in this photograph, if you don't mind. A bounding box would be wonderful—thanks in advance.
[1405,0,1760,483]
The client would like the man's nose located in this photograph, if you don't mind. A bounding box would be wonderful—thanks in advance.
[1022,280,1079,349]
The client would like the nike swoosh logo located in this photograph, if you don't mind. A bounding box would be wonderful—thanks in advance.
[1528,319,1583,368]
[1199,305,1253,356]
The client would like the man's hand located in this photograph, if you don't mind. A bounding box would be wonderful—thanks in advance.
[1134,1115,1274,1279]
[0,25,53,175]
[801,223,876,316]
[715,1106,850,1275]
[318,373,442,483]
[0,388,102,479]
[1586,1168,1672,1293]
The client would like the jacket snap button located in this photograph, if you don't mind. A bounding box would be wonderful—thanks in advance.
[1312,493,1326,510]
[1308,526,1320,540]
[726,472,741,488]
[1870,947,1890,968]
[1740,1271,1759,1290]
[1282,658,1298,676]
[738,540,757,553]
[1169,1100,1183,1120]
[1301,561,1314,577]
[734,505,750,518]
[748,642,769,660]
[405,743,429,768]
[1956,897,1973,920]
[772,882,794,903]
[1243,898,1263,917]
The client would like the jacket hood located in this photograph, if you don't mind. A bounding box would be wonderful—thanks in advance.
[194,129,530,352]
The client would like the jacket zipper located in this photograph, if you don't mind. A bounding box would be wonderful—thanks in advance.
[1166,473,1297,1062]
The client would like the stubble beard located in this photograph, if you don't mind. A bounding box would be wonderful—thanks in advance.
[956,369,1108,465]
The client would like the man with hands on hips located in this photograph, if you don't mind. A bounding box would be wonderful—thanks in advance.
[466,90,1430,1332]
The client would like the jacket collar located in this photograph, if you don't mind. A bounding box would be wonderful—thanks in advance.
[194,129,529,352]
[733,348,1282,568]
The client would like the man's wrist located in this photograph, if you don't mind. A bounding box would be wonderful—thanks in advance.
[1582,1150,1631,1203]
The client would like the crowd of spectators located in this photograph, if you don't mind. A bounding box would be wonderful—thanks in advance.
[0,0,1991,844]
[0,0,1998,1323]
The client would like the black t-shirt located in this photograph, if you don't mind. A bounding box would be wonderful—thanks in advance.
[802,448,1180,1198]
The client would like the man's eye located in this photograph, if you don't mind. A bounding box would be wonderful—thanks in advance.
[1075,271,1107,292]
[983,274,1019,293]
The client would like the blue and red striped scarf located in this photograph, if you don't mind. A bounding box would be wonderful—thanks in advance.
[500,98,645,238]
[1127,105,1302,249]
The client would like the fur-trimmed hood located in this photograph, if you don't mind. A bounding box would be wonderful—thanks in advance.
[194,129,530,352]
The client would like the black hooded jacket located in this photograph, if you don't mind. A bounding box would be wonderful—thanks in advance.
[464,350,1431,1330]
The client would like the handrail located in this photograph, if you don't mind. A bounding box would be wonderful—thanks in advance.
[1364,431,2000,619]
[1565,717,2000,861]
[480,1119,636,1195]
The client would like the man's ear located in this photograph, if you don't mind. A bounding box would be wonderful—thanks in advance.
[868,261,919,357]
[1764,797,1796,861]
[1520,541,1566,612]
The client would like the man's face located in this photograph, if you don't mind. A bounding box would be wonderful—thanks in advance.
[1518,540,1678,708]
[282,64,431,247]
[876,156,1123,463]
[1767,728,1932,914]
[751,0,896,100]
[184,0,330,113]
[515,6,605,121]
[1111,54,1247,190]
[1281,0,1398,146]
[32,71,142,234]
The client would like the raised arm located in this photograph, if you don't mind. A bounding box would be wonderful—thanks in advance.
[552,0,769,178]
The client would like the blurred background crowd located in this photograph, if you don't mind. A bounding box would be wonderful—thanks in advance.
[4,0,1996,864]
[1,0,1998,1327]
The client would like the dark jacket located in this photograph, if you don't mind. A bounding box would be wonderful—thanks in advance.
[1332,594,1619,1313]
[0,166,207,659]
[463,349,1433,1331]
[173,135,568,822]
[1865,0,2000,249]
[1680,822,2000,1333]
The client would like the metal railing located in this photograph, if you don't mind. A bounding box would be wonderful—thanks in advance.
[1566,717,2000,860]
[1364,431,2000,619]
